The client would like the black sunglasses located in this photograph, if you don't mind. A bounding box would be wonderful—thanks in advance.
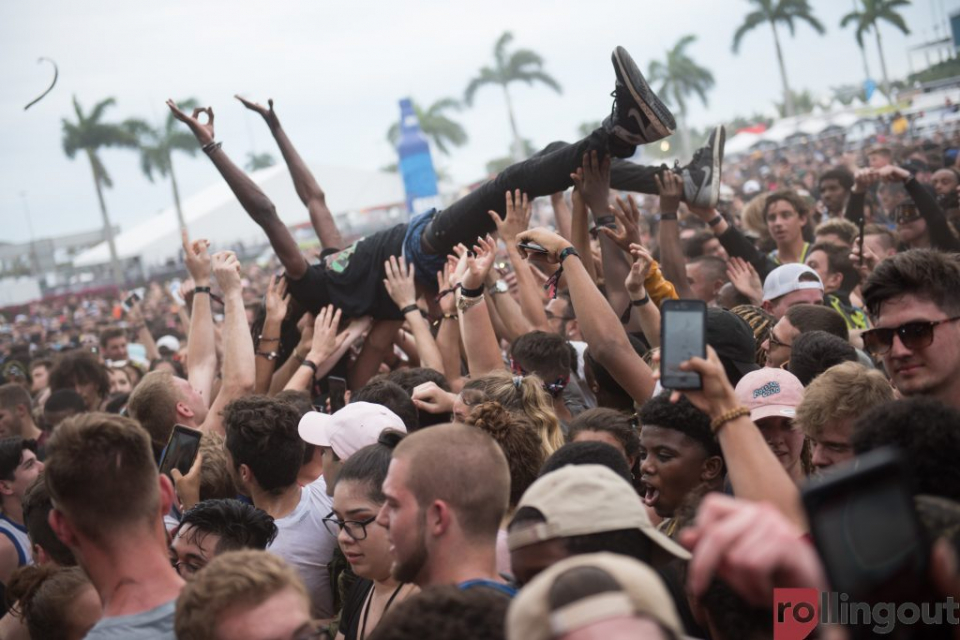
[862,317,960,355]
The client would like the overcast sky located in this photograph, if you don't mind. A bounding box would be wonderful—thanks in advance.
[2,0,958,244]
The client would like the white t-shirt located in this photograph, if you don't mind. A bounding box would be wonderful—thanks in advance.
[268,477,336,618]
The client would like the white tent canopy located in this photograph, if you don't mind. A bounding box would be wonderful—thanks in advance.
[74,164,406,268]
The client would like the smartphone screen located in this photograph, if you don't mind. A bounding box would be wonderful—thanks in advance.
[803,448,929,605]
[517,242,549,254]
[158,425,202,480]
[660,300,706,390]
[329,376,347,413]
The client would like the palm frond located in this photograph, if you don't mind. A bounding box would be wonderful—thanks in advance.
[732,11,766,53]
[464,67,500,106]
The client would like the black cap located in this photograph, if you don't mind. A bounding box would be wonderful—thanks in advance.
[706,308,760,386]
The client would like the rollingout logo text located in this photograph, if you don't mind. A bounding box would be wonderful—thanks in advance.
[773,588,960,639]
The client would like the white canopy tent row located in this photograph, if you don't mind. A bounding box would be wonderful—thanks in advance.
[73,163,409,270]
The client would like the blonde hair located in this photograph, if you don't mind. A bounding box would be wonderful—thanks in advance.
[740,193,773,245]
[463,371,564,456]
[794,362,894,439]
[175,550,308,640]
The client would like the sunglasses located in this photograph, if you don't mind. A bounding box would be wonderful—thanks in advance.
[862,317,960,355]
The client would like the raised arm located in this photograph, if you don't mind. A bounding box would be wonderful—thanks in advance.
[568,182,598,284]
[125,300,160,363]
[201,251,256,435]
[436,261,465,387]
[654,172,695,300]
[167,100,308,279]
[549,192,573,241]
[283,306,357,392]
[516,228,656,404]
[383,256,444,375]
[489,190,549,331]
[254,275,290,394]
[459,236,506,376]
[625,244,662,348]
[881,164,960,252]
[182,230,217,404]
[236,96,344,249]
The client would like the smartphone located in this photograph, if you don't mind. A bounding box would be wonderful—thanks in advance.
[659,299,707,390]
[802,447,930,606]
[517,241,549,254]
[328,376,347,413]
[122,292,141,311]
[158,425,203,480]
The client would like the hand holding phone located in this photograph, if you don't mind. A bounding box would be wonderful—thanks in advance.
[517,241,549,255]
[158,425,202,481]
[328,376,347,413]
[660,300,707,390]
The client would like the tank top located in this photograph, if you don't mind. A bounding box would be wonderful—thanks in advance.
[0,514,31,567]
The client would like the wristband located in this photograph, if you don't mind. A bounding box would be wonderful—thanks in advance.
[660,211,678,221]
[202,140,222,154]
[557,246,580,264]
[543,247,580,300]
[594,215,617,229]
[258,335,280,342]
[459,284,484,298]
[710,406,751,434]
[708,215,724,227]
[619,293,650,324]
[300,359,318,374]
[256,350,279,361]
[400,304,419,316]
[194,286,212,294]
[457,293,485,313]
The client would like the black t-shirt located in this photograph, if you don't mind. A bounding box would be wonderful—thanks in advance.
[286,224,408,320]
[339,578,373,640]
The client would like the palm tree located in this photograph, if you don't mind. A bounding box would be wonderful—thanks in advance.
[245,152,276,171]
[732,0,826,118]
[841,0,911,100]
[61,96,142,286]
[135,98,201,235]
[386,98,468,156]
[464,31,562,161]
[648,35,715,157]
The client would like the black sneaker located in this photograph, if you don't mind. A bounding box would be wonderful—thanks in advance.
[603,46,676,157]
[679,125,725,208]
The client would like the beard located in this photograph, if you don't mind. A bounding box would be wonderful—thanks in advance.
[391,509,428,584]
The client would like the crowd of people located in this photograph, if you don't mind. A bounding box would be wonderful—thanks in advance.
[1,45,959,639]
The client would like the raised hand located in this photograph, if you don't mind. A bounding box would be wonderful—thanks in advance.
[181,229,212,286]
[295,312,315,353]
[212,251,242,296]
[515,227,573,264]
[625,243,654,297]
[657,346,739,419]
[488,189,532,243]
[852,168,879,193]
[462,235,498,289]
[167,100,215,145]
[574,150,611,215]
[235,95,280,129]
[264,274,290,324]
[849,240,880,279]
[726,257,762,304]
[600,195,643,253]
[307,305,348,364]
[383,255,417,309]
[170,450,203,512]
[655,170,683,215]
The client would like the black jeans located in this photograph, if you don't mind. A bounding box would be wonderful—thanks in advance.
[420,129,666,255]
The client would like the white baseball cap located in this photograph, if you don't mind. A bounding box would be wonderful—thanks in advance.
[762,263,823,302]
[298,402,406,460]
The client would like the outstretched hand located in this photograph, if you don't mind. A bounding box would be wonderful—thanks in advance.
[264,274,290,323]
[212,251,242,296]
[462,235,498,289]
[307,305,348,364]
[488,189,532,243]
[655,170,683,215]
[726,257,762,304]
[383,255,417,309]
[570,150,611,216]
[181,229,212,286]
[167,100,214,145]
[235,95,280,129]
[600,195,643,253]
[656,346,739,419]
[625,243,653,297]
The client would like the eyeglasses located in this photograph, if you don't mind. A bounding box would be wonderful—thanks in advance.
[767,331,792,350]
[322,511,377,541]
[171,557,206,577]
[862,317,960,355]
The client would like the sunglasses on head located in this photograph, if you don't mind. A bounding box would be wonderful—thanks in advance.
[862,317,960,355]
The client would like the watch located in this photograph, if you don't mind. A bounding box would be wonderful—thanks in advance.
[488,280,508,295]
